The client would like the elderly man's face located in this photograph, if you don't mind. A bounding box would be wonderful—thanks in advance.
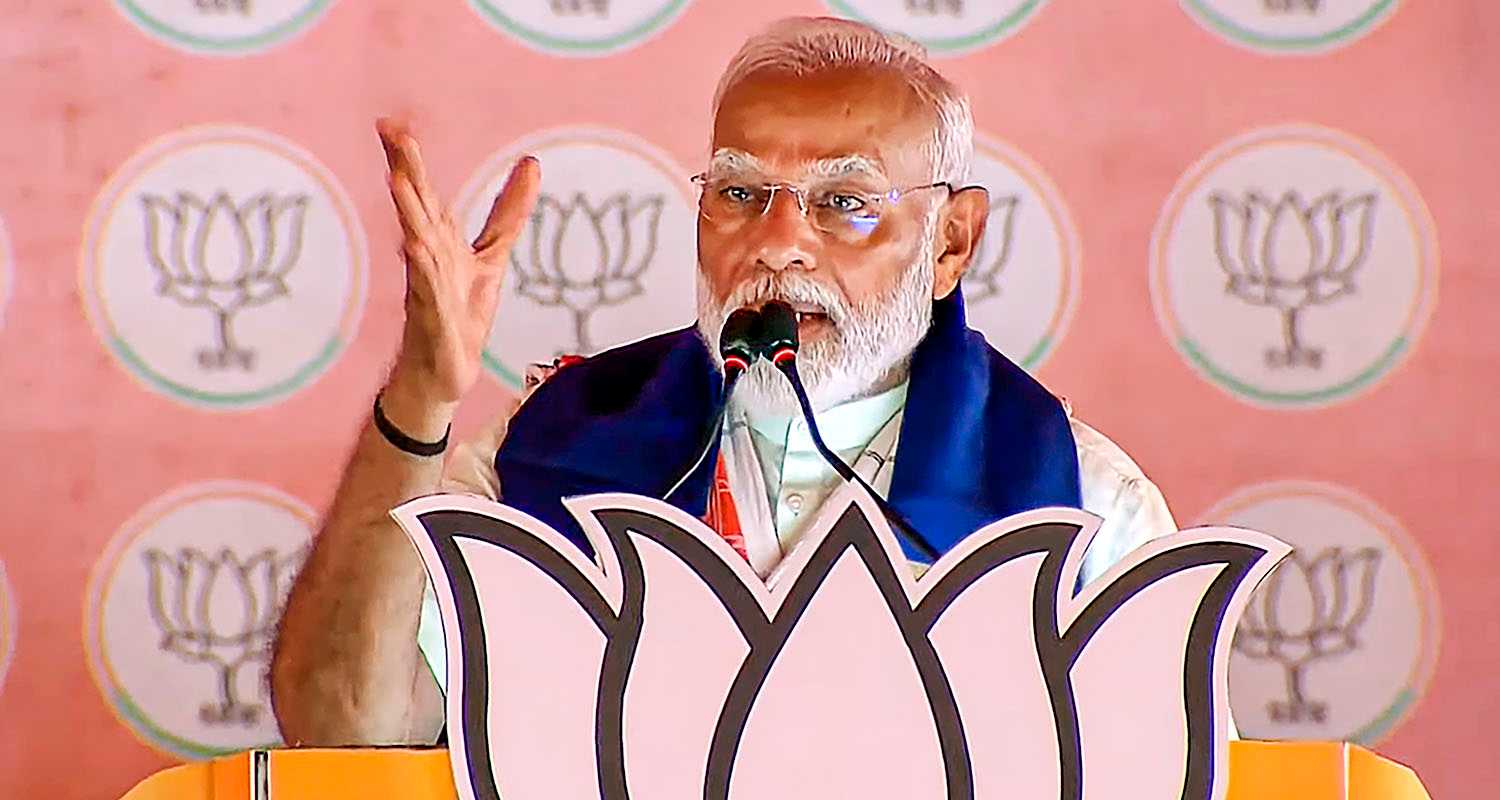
[697,67,983,412]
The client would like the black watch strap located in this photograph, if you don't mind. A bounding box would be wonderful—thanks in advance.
[373,394,450,457]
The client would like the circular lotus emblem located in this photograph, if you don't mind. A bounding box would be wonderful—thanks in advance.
[1151,124,1437,409]
[85,481,314,758]
[80,125,366,411]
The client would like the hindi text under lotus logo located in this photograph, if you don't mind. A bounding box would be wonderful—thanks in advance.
[826,0,1050,55]
[113,0,333,55]
[1180,0,1398,54]
[468,0,691,56]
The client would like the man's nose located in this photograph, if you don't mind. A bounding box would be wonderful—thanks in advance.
[752,188,817,273]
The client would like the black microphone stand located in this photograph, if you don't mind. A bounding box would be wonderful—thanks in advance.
[661,309,758,502]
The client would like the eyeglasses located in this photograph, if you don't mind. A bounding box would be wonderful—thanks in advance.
[690,171,952,243]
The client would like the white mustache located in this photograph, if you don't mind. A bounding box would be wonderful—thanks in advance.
[720,274,849,325]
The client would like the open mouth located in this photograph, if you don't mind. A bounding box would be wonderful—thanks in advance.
[778,301,830,326]
[755,301,833,335]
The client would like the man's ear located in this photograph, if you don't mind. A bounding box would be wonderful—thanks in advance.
[932,186,989,300]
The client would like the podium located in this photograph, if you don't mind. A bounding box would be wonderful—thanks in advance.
[119,742,1430,799]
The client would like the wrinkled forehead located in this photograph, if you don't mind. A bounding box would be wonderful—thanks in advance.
[709,67,936,185]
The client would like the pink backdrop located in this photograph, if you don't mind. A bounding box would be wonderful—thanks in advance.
[1,1,1495,798]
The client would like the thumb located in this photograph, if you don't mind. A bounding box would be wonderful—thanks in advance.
[473,155,542,258]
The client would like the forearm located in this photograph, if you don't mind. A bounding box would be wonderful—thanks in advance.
[271,375,453,745]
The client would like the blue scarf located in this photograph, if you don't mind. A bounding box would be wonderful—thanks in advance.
[494,290,1081,562]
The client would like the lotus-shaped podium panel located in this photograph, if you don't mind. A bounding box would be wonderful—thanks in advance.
[394,490,1286,800]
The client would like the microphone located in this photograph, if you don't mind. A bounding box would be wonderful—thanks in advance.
[757,301,940,561]
[662,307,759,502]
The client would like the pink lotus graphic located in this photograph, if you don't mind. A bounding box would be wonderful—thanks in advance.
[395,490,1285,800]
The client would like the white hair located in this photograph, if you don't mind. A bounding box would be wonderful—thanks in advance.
[711,16,974,186]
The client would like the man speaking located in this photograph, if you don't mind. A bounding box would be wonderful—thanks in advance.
[270,16,1176,747]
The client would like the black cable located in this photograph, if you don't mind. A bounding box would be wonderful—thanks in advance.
[662,369,742,502]
[661,308,759,502]
[778,360,940,562]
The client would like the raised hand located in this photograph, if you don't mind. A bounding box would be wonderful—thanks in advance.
[377,117,541,417]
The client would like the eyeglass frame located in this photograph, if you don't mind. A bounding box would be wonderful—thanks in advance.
[688,170,954,238]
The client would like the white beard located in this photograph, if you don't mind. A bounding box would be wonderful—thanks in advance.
[696,226,937,416]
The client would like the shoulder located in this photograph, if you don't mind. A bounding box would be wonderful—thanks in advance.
[1063,410,1181,585]
[1068,414,1157,494]
[1062,410,1179,559]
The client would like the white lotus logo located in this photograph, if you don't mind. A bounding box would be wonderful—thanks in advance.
[397,490,1286,800]
[144,545,307,725]
[1209,189,1376,369]
[511,192,663,353]
[141,190,309,370]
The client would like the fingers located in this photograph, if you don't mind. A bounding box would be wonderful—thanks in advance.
[387,170,430,239]
[473,155,542,259]
[392,133,440,221]
[377,117,441,225]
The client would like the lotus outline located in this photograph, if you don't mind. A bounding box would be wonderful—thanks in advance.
[141,190,309,371]
[511,192,663,354]
[396,488,1287,800]
[144,545,307,726]
[1233,546,1381,725]
[1208,189,1376,370]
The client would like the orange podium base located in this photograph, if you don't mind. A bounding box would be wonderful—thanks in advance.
[120,741,1430,800]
